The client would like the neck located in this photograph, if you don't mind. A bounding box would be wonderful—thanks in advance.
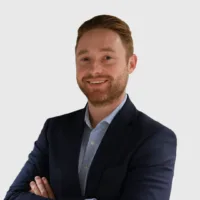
[87,92,126,128]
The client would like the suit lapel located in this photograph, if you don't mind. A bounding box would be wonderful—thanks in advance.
[85,95,138,196]
[58,108,86,197]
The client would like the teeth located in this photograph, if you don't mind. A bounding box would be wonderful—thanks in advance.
[90,81,106,84]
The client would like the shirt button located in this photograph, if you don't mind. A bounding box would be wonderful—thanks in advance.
[91,141,95,145]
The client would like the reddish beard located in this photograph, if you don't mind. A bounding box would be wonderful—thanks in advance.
[82,75,112,99]
[77,73,127,107]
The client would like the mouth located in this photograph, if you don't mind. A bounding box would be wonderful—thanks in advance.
[87,80,108,84]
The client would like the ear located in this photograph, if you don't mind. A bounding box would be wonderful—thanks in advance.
[128,54,137,74]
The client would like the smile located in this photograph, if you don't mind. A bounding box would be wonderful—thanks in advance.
[87,80,108,84]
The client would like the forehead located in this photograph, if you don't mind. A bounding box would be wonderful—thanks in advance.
[76,28,126,54]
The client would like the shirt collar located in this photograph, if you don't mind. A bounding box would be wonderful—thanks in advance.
[84,94,127,129]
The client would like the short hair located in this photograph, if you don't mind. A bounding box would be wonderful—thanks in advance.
[75,14,134,59]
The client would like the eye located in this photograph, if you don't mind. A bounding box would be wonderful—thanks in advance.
[81,57,90,62]
[104,55,112,60]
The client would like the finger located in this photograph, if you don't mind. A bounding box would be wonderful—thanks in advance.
[29,189,34,193]
[42,177,55,199]
[30,181,41,196]
[35,176,48,198]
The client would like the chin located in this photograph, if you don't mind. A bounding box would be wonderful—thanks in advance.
[85,91,109,106]
[88,92,122,107]
[79,84,125,106]
[88,92,107,101]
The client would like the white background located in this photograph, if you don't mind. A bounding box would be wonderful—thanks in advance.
[0,1,199,199]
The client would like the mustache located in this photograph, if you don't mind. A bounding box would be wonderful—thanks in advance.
[82,74,113,80]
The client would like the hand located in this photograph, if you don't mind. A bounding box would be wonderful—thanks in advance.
[29,176,55,199]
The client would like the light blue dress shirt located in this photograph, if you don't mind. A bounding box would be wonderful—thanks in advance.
[78,94,127,199]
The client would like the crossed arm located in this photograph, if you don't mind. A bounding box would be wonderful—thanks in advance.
[29,176,96,200]
[4,119,96,200]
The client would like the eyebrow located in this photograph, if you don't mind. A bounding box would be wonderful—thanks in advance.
[77,47,115,57]
[77,49,88,56]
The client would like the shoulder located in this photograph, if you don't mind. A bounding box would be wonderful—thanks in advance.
[134,109,177,144]
[44,108,85,127]
[123,95,176,139]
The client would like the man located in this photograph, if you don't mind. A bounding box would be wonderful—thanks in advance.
[4,15,177,200]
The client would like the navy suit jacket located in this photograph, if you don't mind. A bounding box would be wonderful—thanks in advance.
[4,95,177,200]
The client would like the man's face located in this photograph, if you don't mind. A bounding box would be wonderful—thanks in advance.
[75,28,136,106]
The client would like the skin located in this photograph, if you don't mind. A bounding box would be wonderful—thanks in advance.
[76,28,137,127]
[30,27,137,198]
[29,176,55,199]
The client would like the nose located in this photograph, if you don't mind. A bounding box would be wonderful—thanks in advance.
[90,61,103,75]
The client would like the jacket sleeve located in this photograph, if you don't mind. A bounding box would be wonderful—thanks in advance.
[4,119,52,200]
[119,127,177,200]
[3,118,91,200]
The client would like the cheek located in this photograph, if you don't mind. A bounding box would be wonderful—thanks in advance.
[76,68,86,81]
[110,65,124,76]
[113,67,128,80]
